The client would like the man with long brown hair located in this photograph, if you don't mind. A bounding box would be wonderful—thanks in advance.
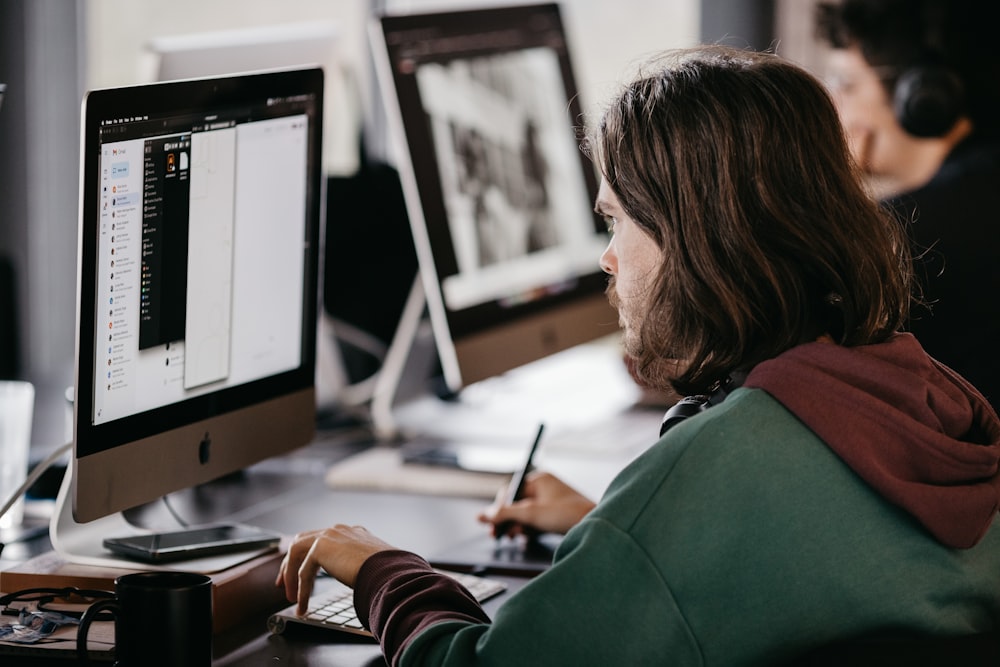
[278,46,1000,666]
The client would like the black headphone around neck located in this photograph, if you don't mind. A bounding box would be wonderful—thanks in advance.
[659,372,746,437]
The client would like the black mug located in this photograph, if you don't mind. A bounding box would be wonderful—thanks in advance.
[77,571,213,666]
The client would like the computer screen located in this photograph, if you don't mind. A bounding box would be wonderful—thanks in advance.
[371,3,618,393]
[56,67,323,558]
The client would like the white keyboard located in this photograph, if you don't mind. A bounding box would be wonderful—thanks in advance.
[267,569,507,637]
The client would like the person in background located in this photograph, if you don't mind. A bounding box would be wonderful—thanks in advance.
[278,46,1000,666]
[815,0,1000,410]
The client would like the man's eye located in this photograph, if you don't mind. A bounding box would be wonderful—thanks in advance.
[603,216,617,234]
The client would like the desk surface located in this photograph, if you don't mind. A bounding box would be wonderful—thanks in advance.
[1,428,533,666]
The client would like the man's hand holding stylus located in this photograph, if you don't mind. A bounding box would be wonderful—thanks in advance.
[479,471,596,538]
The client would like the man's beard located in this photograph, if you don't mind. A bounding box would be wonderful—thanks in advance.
[604,276,683,396]
[605,276,641,357]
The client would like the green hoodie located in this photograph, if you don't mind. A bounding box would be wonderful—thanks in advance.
[356,335,1000,666]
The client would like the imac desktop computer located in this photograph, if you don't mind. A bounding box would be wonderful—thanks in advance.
[372,3,615,393]
[51,66,325,566]
[367,3,658,467]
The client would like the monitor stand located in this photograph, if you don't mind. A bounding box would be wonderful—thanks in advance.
[364,276,654,478]
[366,277,537,474]
[49,462,274,572]
[369,275,435,440]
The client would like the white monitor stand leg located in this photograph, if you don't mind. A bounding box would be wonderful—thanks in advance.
[49,460,148,568]
[369,275,432,439]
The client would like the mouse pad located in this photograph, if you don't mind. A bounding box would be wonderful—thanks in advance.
[429,532,562,576]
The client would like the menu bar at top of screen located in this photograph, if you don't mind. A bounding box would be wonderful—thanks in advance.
[97,94,316,144]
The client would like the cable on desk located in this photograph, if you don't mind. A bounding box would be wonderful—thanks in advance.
[0,441,72,554]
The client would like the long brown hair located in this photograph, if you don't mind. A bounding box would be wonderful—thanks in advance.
[589,46,912,395]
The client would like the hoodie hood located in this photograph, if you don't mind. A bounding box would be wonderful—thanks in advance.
[744,333,1000,549]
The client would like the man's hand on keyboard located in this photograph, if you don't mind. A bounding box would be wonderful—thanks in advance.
[277,525,397,616]
[479,471,596,537]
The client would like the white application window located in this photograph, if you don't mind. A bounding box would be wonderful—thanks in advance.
[185,128,237,390]
[227,115,308,385]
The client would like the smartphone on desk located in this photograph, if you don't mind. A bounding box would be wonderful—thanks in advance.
[103,523,281,564]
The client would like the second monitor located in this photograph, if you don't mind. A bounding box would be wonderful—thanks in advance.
[371,3,618,396]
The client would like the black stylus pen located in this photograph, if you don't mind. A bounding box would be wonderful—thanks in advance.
[495,423,545,541]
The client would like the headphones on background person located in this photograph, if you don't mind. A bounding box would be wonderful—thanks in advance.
[892,64,965,138]
[891,2,966,138]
